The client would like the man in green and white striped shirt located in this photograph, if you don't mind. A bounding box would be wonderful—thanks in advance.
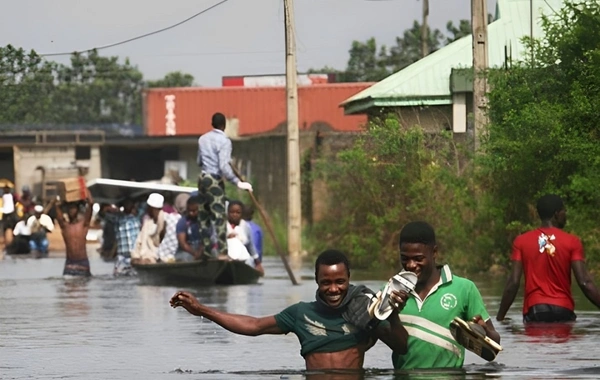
[392,221,501,369]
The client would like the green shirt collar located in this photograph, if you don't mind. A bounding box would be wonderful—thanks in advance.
[439,264,453,284]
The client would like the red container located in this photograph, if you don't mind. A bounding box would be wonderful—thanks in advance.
[143,83,372,137]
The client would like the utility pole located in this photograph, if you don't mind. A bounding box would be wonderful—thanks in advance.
[472,0,489,151]
[530,0,534,65]
[421,0,429,58]
[283,0,302,259]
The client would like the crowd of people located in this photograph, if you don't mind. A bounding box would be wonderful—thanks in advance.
[172,195,600,371]
[1,184,53,257]
[98,193,264,276]
[169,112,600,373]
[4,111,600,373]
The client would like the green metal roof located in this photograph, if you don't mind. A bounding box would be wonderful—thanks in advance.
[342,0,565,114]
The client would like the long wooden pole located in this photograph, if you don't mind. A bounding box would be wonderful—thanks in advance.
[472,0,489,151]
[230,164,299,285]
[284,0,302,259]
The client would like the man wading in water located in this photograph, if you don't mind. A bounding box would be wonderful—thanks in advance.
[55,191,94,276]
[170,250,408,371]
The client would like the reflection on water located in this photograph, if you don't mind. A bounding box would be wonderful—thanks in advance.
[1,256,600,379]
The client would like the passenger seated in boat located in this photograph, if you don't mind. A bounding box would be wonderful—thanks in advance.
[131,193,166,265]
[226,200,263,276]
[174,196,203,262]
[157,195,182,263]
[242,204,263,263]
[171,250,409,371]
[7,217,32,255]
[27,204,55,257]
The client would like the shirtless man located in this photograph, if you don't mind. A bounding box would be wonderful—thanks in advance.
[55,192,94,276]
[170,249,408,370]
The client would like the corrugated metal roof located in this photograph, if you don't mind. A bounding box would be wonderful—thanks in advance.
[342,0,565,114]
[145,83,373,136]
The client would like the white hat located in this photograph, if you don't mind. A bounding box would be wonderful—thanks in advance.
[146,193,164,209]
[34,205,44,213]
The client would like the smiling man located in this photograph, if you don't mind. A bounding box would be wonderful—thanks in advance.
[170,249,408,370]
[392,221,501,369]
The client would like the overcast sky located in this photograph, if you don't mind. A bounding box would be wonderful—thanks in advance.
[1,0,497,86]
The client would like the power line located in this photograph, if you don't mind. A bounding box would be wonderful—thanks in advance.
[39,0,229,57]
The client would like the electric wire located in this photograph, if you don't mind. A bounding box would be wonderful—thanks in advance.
[39,0,229,57]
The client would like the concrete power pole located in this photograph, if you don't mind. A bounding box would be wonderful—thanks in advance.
[472,0,489,151]
[283,0,302,259]
[421,0,429,58]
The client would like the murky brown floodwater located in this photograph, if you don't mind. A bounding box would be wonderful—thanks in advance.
[1,253,600,380]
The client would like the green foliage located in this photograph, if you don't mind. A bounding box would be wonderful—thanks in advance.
[481,0,600,265]
[313,115,499,272]
[344,38,391,82]
[309,18,475,83]
[0,45,195,126]
[54,50,144,124]
[147,71,195,88]
[0,45,56,123]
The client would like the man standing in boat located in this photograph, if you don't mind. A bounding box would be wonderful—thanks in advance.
[170,250,408,370]
[196,112,253,258]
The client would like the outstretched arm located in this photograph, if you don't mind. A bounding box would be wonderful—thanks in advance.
[170,291,283,336]
[572,260,600,308]
[496,260,522,321]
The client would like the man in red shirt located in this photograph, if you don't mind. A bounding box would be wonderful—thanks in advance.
[496,194,600,322]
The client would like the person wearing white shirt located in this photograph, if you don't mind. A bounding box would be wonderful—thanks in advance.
[27,204,55,257]
[226,200,264,276]
[2,185,17,232]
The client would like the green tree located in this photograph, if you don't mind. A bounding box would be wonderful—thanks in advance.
[53,49,144,124]
[147,71,195,88]
[386,20,444,72]
[344,38,391,82]
[482,0,600,265]
[308,19,456,82]
[0,45,57,124]
[445,20,472,43]
[445,14,493,44]
[312,115,492,271]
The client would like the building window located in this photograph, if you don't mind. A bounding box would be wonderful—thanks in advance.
[75,146,91,160]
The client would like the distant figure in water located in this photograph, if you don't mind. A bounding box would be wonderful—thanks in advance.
[55,191,94,276]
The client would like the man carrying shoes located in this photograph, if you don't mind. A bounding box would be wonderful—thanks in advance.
[197,112,252,258]
[390,221,501,369]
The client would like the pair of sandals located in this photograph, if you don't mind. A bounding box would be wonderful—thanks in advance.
[369,271,418,320]
[368,271,503,362]
[449,317,503,361]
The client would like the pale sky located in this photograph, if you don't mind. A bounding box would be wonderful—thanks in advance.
[1,0,497,86]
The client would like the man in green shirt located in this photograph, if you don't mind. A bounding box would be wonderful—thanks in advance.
[391,221,501,369]
[170,249,408,370]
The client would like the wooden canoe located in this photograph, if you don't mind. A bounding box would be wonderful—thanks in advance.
[132,259,262,286]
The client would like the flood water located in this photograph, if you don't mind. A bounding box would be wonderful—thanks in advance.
[2,253,600,380]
